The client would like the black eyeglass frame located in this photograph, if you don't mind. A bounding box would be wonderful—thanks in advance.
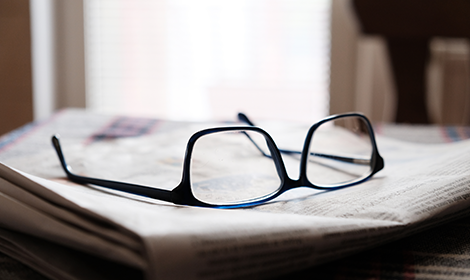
[52,112,384,208]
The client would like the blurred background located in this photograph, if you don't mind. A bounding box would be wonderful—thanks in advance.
[1,0,469,135]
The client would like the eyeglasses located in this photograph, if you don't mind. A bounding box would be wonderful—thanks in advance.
[52,113,384,208]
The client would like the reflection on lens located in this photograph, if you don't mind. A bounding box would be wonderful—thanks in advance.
[190,130,281,205]
[307,116,373,187]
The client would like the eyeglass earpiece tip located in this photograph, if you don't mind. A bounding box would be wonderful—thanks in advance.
[51,135,61,148]
[238,113,255,126]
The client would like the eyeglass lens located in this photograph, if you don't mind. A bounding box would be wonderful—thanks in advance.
[190,130,282,205]
[307,116,373,187]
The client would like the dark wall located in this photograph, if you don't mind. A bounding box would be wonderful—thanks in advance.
[0,0,33,135]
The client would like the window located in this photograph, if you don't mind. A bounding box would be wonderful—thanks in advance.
[84,0,331,123]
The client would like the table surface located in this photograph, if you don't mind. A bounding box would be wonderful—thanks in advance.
[1,109,470,280]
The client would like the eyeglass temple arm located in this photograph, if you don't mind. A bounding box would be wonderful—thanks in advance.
[278,149,370,165]
[51,136,173,202]
[238,113,370,165]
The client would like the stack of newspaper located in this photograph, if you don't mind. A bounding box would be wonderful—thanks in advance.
[1,110,470,280]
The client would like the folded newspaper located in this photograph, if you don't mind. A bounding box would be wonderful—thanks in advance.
[1,110,470,280]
